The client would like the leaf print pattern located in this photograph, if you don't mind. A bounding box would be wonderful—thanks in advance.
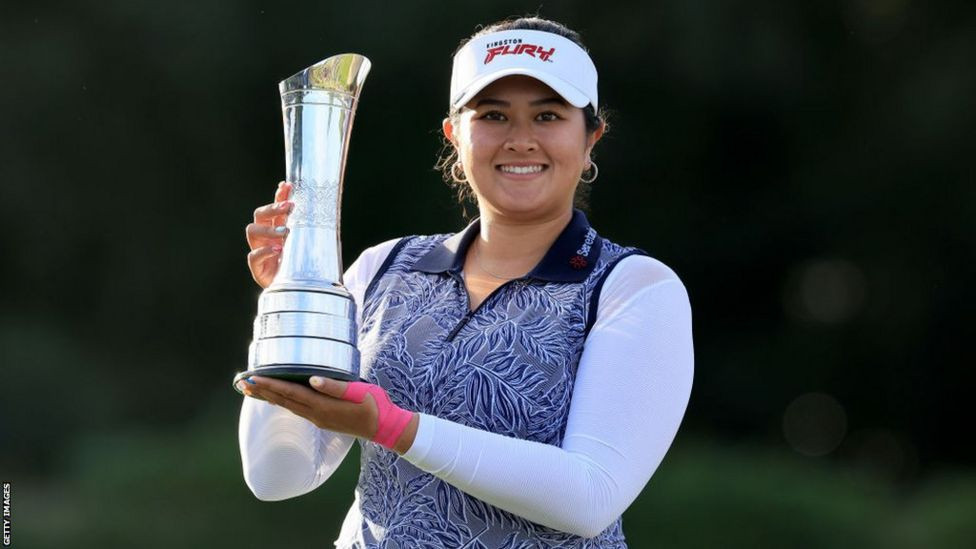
[342,233,637,548]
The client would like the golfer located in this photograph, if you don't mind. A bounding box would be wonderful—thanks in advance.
[239,17,694,548]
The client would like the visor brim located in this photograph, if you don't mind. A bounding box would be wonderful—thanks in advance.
[451,68,592,110]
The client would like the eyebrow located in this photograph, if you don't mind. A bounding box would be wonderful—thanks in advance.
[473,96,568,108]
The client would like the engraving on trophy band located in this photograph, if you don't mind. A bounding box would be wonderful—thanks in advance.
[290,179,340,228]
[291,253,327,283]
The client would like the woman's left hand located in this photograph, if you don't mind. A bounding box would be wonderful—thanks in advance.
[239,375,376,437]
[238,376,418,454]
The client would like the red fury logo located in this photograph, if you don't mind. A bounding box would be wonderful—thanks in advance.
[484,43,556,64]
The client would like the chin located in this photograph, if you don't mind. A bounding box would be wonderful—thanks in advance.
[473,179,572,220]
[483,195,562,221]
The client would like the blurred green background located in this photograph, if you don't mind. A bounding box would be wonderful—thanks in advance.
[1,0,974,547]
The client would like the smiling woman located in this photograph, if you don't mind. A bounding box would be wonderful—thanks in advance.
[437,18,606,214]
[239,16,694,549]
[445,75,603,225]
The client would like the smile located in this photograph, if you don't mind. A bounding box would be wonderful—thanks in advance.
[498,164,546,175]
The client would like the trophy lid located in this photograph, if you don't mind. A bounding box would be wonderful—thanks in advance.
[279,54,372,97]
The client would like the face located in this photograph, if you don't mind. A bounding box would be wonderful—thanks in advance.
[444,75,603,221]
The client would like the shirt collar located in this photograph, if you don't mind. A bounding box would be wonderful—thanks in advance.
[412,209,604,282]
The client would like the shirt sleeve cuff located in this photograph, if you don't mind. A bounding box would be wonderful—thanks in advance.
[401,413,435,463]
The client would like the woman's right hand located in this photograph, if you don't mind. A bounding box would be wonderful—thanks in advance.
[246,181,294,288]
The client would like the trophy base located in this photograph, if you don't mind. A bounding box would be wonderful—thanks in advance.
[233,365,361,395]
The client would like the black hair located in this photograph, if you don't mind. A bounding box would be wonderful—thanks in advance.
[435,17,608,214]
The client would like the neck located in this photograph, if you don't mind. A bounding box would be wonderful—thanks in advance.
[471,207,574,275]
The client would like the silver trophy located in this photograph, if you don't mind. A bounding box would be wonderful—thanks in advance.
[234,54,371,392]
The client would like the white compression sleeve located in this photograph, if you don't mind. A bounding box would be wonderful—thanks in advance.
[402,255,695,537]
[238,237,401,501]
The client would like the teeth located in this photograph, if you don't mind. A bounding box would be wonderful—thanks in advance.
[500,165,544,174]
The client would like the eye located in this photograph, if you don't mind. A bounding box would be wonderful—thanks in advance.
[536,111,561,122]
[480,110,507,121]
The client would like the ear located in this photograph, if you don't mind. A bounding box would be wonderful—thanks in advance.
[583,120,606,166]
[442,117,457,146]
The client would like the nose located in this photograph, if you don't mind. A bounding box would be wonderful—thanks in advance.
[505,120,537,153]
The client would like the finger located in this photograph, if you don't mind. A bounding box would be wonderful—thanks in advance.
[247,244,282,268]
[251,375,326,407]
[274,181,292,203]
[246,377,314,411]
[245,222,289,250]
[247,245,282,285]
[251,386,315,417]
[309,376,349,399]
[253,200,293,226]
[239,380,268,402]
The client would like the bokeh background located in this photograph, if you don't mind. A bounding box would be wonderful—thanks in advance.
[2,0,974,547]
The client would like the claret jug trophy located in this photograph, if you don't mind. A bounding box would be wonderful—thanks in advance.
[233,54,371,392]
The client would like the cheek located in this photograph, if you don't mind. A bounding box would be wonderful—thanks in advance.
[457,122,494,162]
[549,134,588,167]
[538,120,588,161]
[466,133,493,154]
[469,123,504,146]
[459,146,485,177]
[462,137,503,172]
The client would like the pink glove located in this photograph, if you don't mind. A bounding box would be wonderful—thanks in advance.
[339,381,414,449]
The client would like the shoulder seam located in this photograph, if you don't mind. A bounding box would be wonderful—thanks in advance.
[363,236,418,303]
[584,249,648,337]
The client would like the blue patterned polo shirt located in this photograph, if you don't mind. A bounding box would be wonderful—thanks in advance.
[341,209,643,548]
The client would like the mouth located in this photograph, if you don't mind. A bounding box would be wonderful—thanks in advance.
[496,164,548,176]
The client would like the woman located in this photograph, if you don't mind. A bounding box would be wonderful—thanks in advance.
[239,17,694,548]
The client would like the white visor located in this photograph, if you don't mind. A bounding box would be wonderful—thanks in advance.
[450,29,598,111]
